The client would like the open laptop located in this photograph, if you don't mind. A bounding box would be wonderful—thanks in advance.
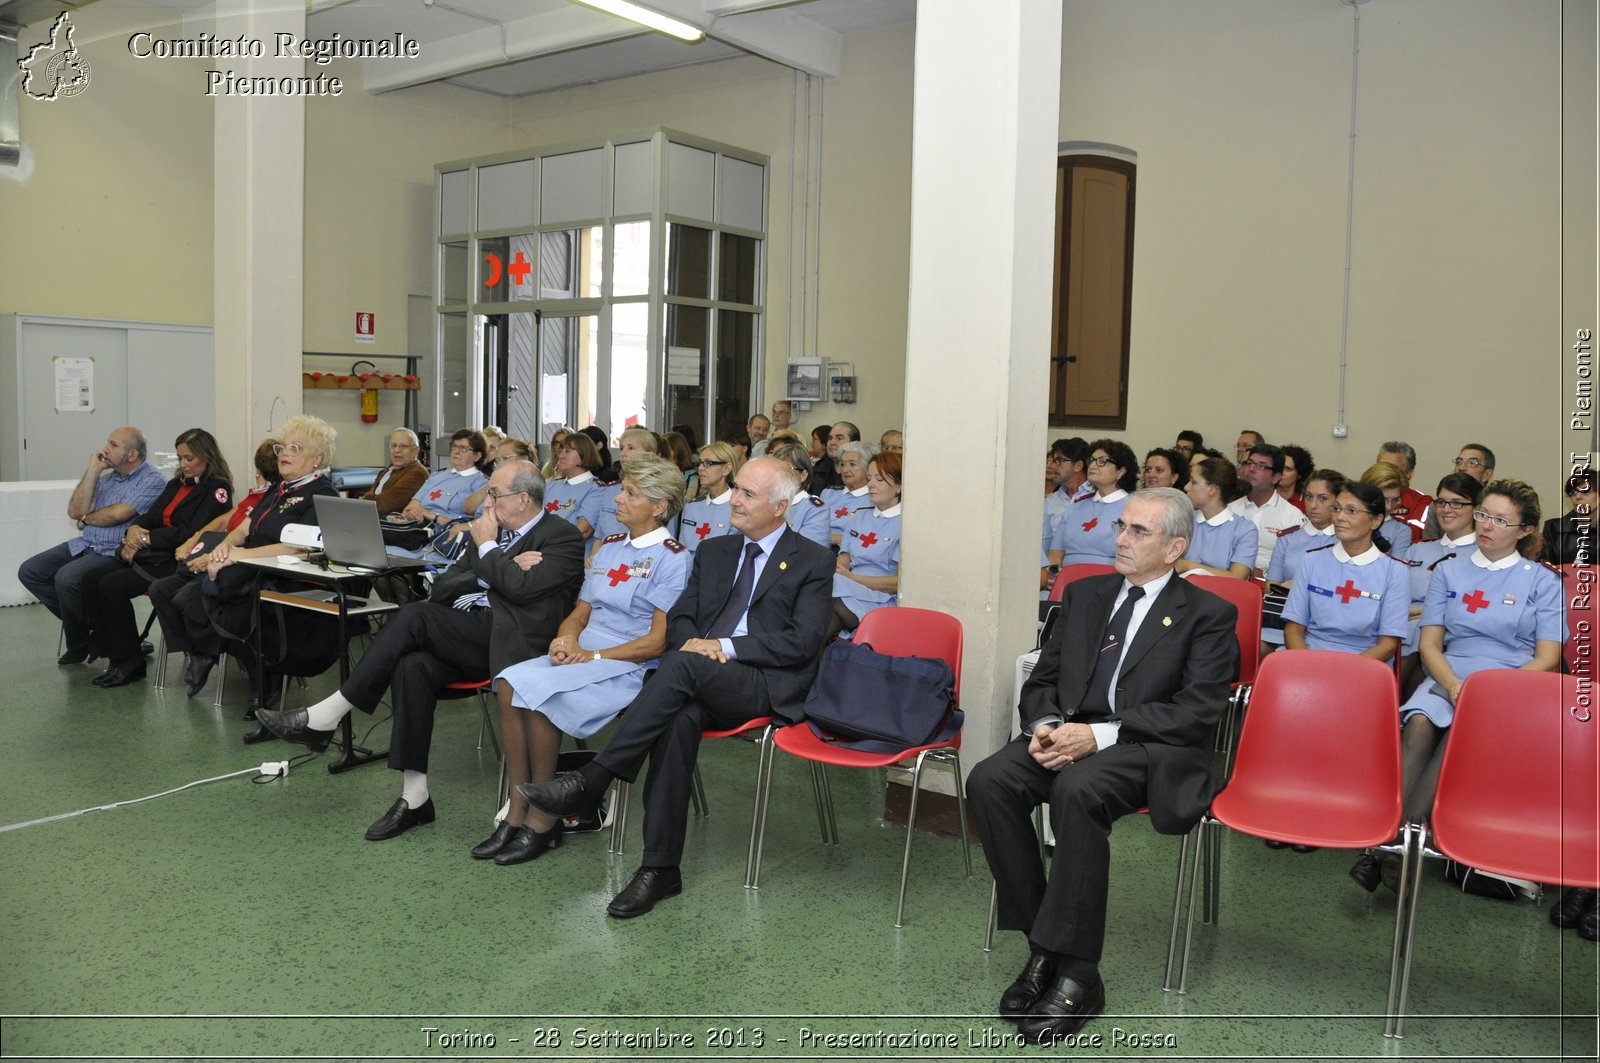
[313,496,431,572]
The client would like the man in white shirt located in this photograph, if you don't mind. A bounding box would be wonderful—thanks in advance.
[1229,443,1307,573]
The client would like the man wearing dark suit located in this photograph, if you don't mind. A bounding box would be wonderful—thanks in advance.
[256,460,585,840]
[968,488,1236,1045]
[516,455,835,918]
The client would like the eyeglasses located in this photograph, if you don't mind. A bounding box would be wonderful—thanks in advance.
[1239,459,1274,472]
[1049,455,1073,465]
[1087,455,1115,468]
[698,459,729,467]
[1453,456,1487,470]
[1111,519,1156,540]
[1432,497,1473,511]
[449,443,477,453]
[1472,509,1527,530]
[484,488,525,502]
[271,443,306,457]
[1328,504,1377,517]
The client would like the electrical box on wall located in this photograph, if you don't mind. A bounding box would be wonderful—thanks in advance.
[830,374,856,404]
[786,357,824,402]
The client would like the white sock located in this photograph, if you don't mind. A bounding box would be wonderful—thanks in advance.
[494,799,510,825]
[401,770,429,808]
[304,690,356,731]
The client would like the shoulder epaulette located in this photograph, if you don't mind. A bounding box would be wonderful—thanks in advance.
[601,531,628,544]
[1306,542,1337,554]
[663,538,686,553]
[595,473,620,486]
[808,494,825,506]
[1427,552,1458,572]
[1537,559,1564,578]
[1274,525,1301,537]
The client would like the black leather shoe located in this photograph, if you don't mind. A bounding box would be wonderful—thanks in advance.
[185,654,218,697]
[1290,845,1319,853]
[1579,894,1599,942]
[242,725,276,745]
[606,866,683,918]
[93,660,147,688]
[364,798,436,841]
[1349,852,1384,893]
[471,821,519,860]
[1015,974,1106,1045]
[57,645,92,666]
[244,682,282,720]
[139,640,154,657]
[1551,888,1594,928]
[516,771,598,818]
[1263,839,1289,850]
[253,707,334,753]
[493,823,564,865]
[1000,952,1057,1018]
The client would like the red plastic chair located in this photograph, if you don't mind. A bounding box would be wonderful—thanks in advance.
[1385,670,1596,1037]
[1187,575,1264,773]
[1561,566,1596,673]
[1047,563,1116,602]
[747,607,969,927]
[1168,650,1403,1007]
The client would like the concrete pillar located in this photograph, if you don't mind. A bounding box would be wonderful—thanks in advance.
[212,0,305,473]
[900,0,1061,779]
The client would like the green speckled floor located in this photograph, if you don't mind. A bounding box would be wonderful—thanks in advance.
[0,602,1594,1061]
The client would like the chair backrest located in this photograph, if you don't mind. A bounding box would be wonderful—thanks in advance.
[1561,566,1595,674]
[1048,563,1116,602]
[1187,575,1264,687]
[854,606,964,704]
[1220,649,1401,846]
[1431,670,1598,888]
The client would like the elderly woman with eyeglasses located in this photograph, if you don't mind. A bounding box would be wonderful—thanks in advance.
[822,440,877,545]
[1348,479,1564,892]
[677,442,742,554]
[398,429,490,528]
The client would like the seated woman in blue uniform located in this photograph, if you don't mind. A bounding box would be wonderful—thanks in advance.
[1046,438,1137,570]
[1396,472,1482,697]
[1262,469,1345,648]
[398,428,490,528]
[1141,446,1189,491]
[832,451,903,637]
[1175,454,1254,579]
[1357,462,1414,562]
[591,427,663,544]
[543,431,608,540]
[677,441,741,554]
[480,455,690,865]
[821,440,877,545]
[1282,481,1410,662]
[1349,480,1565,891]
[767,439,831,548]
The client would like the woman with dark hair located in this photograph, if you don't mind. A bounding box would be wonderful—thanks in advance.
[808,425,830,461]
[1047,438,1136,569]
[1276,444,1314,511]
[1142,447,1189,491]
[1398,472,1484,695]
[545,432,607,539]
[578,426,614,478]
[1262,469,1345,648]
[1282,480,1409,661]
[1175,455,1254,579]
[1350,480,1564,893]
[833,452,903,634]
[80,428,236,687]
[398,429,489,528]
[1541,468,1595,565]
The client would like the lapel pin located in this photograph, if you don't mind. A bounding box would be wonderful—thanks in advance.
[1162,616,1172,627]
[779,561,787,570]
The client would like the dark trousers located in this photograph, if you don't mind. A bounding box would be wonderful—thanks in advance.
[17,543,119,651]
[341,600,492,774]
[147,569,196,653]
[967,736,1150,963]
[79,562,166,666]
[595,649,772,867]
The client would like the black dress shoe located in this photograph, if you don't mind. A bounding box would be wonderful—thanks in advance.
[364,798,436,841]
[1263,839,1289,850]
[244,683,282,720]
[1015,974,1106,1045]
[57,646,92,666]
[1291,845,1319,854]
[606,866,683,918]
[999,951,1057,1019]
[1551,888,1594,928]
[139,640,154,657]
[493,823,564,865]
[471,821,520,860]
[93,660,148,688]
[253,707,334,752]
[516,771,598,818]
[1579,894,1599,942]
[1349,852,1384,893]
[185,654,218,697]
[242,725,276,745]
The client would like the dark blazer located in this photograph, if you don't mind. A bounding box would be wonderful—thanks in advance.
[428,513,586,675]
[1541,511,1592,566]
[1020,572,1237,833]
[131,474,234,570]
[664,525,835,721]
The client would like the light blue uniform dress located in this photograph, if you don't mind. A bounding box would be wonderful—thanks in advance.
[543,471,604,534]
[678,490,736,556]
[1282,542,1411,655]
[1050,489,1129,567]
[496,527,690,739]
[1398,532,1476,653]
[833,503,901,625]
[822,485,870,543]
[1185,510,1258,572]
[588,479,625,542]
[412,467,488,521]
[1041,484,1090,556]
[1399,550,1566,728]
[1379,517,1413,563]
[1261,523,1336,646]
[786,490,832,548]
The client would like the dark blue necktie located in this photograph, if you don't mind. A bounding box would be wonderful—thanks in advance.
[1083,585,1144,716]
[707,541,763,639]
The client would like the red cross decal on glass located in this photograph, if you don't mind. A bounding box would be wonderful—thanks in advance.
[606,563,632,586]
[835,506,849,518]
[1082,517,1098,533]
[508,251,532,286]
[1462,589,1490,613]
[545,500,559,513]
[429,488,443,501]
[859,532,878,548]
[695,523,711,540]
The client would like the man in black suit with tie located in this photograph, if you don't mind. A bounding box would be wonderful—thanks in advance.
[256,460,585,840]
[517,455,835,918]
[968,487,1236,1044]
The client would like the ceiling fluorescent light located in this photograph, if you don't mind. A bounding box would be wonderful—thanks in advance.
[572,0,704,42]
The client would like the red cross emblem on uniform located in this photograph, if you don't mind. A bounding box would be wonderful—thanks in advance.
[545,500,559,513]
[1334,579,1361,604]
[1462,589,1490,613]
[859,532,878,548]
[1082,517,1098,533]
[606,563,632,586]
[429,489,443,501]
[835,507,849,518]
[695,523,711,540]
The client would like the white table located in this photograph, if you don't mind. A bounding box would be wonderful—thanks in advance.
[0,480,79,606]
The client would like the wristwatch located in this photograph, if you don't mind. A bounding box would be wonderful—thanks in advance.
[592,650,602,662]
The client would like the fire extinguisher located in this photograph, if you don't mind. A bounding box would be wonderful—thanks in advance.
[353,360,379,424]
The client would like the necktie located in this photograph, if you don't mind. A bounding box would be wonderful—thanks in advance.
[706,541,763,639]
[453,529,514,610]
[1082,585,1144,716]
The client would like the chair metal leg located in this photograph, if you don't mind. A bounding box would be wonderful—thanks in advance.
[1385,822,1428,1038]
[819,764,839,845]
[608,781,631,855]
[983,879,998,952]
[1177,818,1209,994]
[473,691,501,758]
[895,750,932,928]
[748,737,780,889]
[949,752,972,877]
[690,766,708,816]
[152,632,169,688]
[743,727,775,888]
[806,762,831,843]
[213,653,228,708]
[1162,828,1195,992]
[1202,812,1222,925]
